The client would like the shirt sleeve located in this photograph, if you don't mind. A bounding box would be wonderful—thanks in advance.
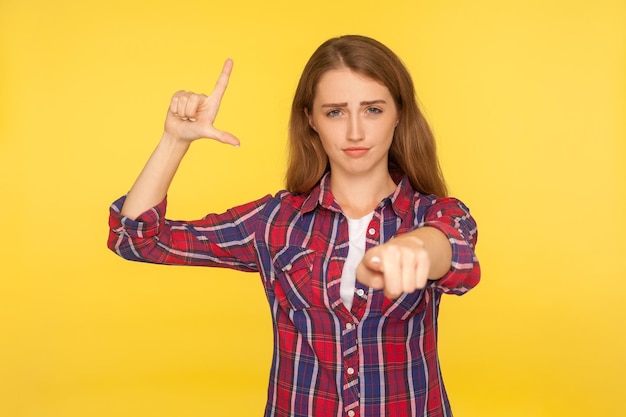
[421,197,481,295]
[107,194,272,272]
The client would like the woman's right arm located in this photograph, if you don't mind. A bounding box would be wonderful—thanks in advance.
[121,58,240,220]
[109,59,266,270]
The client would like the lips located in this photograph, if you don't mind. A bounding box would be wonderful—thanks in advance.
[342,147,370,157]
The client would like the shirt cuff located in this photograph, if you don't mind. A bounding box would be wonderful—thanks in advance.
[422,220,480,295]
[108,195,168,239]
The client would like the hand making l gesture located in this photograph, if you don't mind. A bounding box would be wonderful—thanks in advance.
[120,59,240,219]
[164,58,239,146]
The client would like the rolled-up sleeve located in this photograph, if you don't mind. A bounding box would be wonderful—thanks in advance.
[107,194,272,272]
[421,197,480,295]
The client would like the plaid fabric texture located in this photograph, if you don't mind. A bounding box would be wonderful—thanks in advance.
[108,173,480,417]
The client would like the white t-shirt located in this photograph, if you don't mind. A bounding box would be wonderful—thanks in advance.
[340,212,375,311]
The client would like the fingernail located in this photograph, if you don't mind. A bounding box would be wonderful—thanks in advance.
[370,256,381,265]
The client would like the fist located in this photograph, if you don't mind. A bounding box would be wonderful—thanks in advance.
[356,234,431,299]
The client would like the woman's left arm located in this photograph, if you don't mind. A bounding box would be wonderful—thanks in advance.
[356,198,480,299]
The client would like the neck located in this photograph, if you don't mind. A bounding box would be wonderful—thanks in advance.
[330,171,397,219]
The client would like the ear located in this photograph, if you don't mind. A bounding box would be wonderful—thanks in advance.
[304,108,316,131]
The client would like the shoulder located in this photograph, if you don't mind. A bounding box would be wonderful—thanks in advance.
[242,189,314,217]
[393,176,441,217]
[425,195,472,213]
[404,188,473,223]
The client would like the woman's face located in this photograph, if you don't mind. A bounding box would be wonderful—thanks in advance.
[307,68,398,181]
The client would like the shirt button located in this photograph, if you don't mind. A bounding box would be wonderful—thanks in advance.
[347,367,355,375]
[356,289,365,297]
[348,411,355,417]
[346,323,353,330]
[368,227,376,235]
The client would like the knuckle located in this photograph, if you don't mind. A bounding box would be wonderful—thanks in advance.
[417,250,429,263]
[404,249,416,261]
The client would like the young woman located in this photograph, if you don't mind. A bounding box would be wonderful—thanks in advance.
[108,35,480,417]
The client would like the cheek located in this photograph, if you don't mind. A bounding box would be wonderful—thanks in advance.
[316,132,335,153]
[375,122,397,142]
[315,124,342,145]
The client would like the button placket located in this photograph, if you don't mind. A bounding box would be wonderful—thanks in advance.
[341,318,360,412]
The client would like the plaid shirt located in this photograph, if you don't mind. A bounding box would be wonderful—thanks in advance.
[108,173,480,417]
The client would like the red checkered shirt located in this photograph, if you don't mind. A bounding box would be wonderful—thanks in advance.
[108,173,480,417]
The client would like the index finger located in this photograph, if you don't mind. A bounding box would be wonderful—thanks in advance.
[211,58,234,100]
[356,252,384,288]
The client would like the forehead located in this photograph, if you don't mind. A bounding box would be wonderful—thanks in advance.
[313,68,392,103]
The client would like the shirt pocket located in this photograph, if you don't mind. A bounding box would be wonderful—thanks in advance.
[271,246,315,311]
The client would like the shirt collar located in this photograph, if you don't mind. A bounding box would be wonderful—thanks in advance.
[385,174,415,218]
[301,172,338,214]
[301,172,417,216]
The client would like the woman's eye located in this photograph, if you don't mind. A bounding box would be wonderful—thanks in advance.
[366,107,382,114]
[327,109,341,118]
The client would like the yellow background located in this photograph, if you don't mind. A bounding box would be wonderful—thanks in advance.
[1,0,625,416]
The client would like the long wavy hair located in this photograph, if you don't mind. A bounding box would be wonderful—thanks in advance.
[286,35,448,197]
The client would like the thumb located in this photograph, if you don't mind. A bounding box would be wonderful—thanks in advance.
[202,126,240,147]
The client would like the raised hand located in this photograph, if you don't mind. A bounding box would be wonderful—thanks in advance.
[164,58,239,146]
[120,59,241,220]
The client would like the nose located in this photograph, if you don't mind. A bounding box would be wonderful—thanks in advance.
[347,114,364,141]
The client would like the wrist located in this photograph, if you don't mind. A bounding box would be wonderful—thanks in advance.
[159,131,192,154]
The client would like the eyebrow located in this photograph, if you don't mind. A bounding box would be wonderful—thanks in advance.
[320,99,388,108]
